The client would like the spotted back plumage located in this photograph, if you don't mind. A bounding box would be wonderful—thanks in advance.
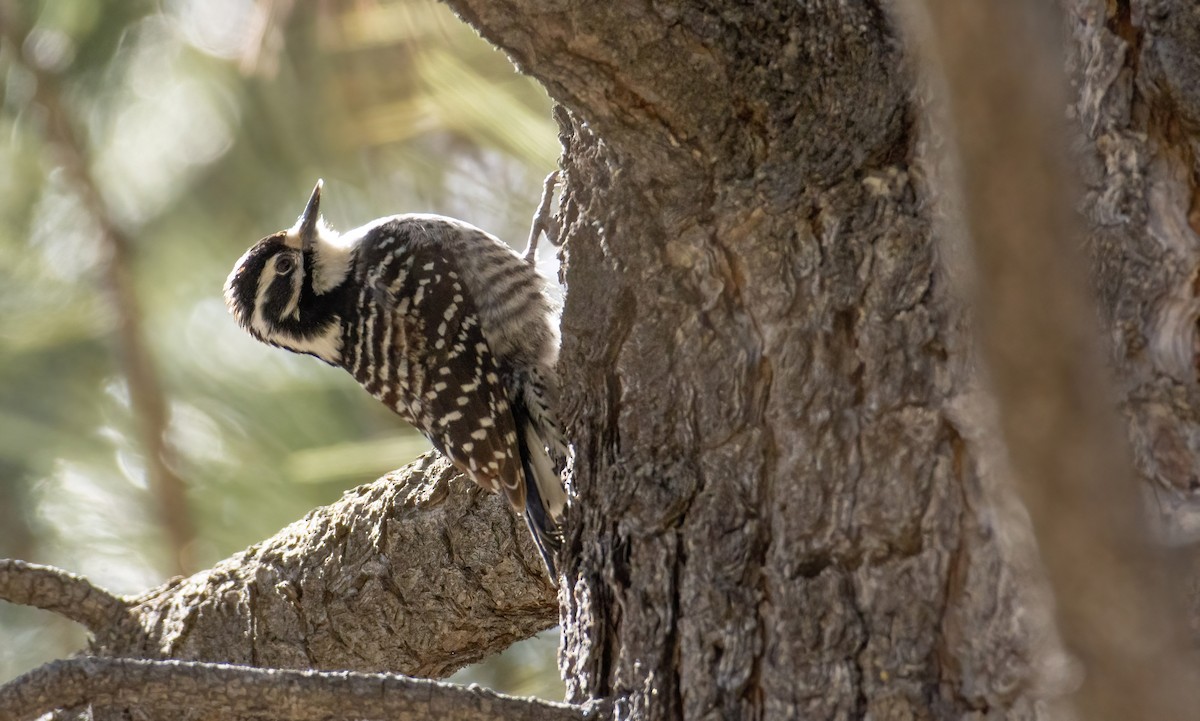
[224,182,567,580]
[343,219,529,501]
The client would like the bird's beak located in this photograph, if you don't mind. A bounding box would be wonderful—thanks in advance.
[298,179,323,251]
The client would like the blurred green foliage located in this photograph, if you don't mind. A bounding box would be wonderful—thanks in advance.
[0,0,563,699]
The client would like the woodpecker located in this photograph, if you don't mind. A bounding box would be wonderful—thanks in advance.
[224,181,568,580]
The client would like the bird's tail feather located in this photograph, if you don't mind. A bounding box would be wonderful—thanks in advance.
[514,411,566,584]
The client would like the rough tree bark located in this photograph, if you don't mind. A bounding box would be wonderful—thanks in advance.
[443,0,1200,718]
[4,0,1200,720]
[102,453,559,676]
[910,2,1195,718]
[0,454,563,718]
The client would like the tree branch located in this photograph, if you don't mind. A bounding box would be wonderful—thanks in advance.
[85,452,558,678]
[0,560,129,636]
[0,454,555,678]
[0,657,596,721]
[524,171,561,262]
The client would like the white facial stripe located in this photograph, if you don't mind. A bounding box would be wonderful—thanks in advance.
[250,263,279,338]
[249,254,304,333]
[279,319,343,363]
[281,269,302,321]
[286,216,360,295]
[312,241,353,294]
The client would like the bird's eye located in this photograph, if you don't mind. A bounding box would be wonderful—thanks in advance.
[275,255,296,275]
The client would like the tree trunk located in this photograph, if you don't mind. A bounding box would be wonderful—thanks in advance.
[442,0,1200,719]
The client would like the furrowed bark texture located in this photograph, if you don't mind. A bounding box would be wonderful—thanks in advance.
[917,1,1196,718]
[82,453,556,680]
[444,2,1036,719]
[1067,1,1200,553]
[443,0,1200,719]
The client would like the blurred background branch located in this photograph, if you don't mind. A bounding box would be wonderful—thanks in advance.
[1,0,198,577]
[0,0,562,700]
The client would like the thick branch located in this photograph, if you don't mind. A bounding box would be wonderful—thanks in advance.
[0,560,129,635]
[89,452,557,678]
[906,0,1198,717]
[0,657,593,721]
[0,455,555,678]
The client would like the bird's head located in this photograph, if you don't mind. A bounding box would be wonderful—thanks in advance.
[223,180,353,365]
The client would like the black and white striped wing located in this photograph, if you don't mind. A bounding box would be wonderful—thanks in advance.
[359,240,526,508]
